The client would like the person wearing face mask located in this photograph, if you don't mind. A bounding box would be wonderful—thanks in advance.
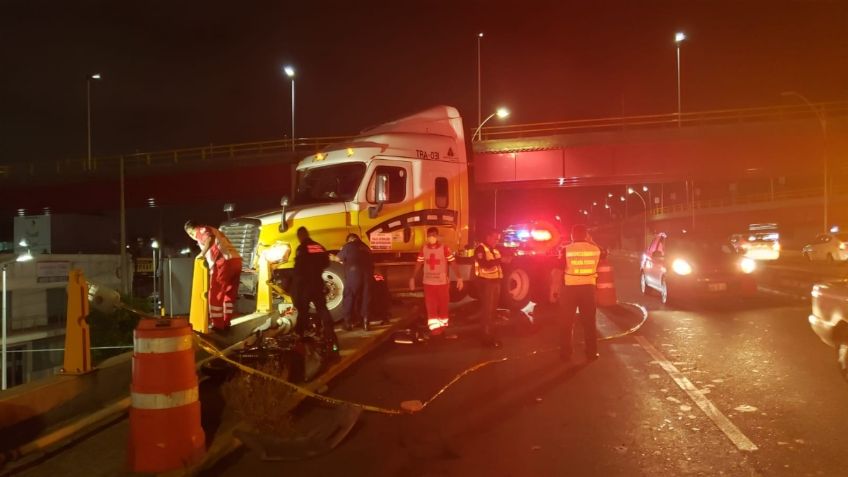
[409,227,464,335]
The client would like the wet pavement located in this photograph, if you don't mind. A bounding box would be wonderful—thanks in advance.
[207,258,848,477]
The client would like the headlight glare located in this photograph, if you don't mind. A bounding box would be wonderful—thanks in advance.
[261,243,290,264]
[671,258,692,276]
[740,257,756,274]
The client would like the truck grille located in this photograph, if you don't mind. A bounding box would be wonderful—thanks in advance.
[220,218,261,269]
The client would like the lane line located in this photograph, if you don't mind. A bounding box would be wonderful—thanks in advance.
[633,334,759,452]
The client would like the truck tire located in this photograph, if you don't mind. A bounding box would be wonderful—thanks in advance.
[502,264,532,310]
[321,263,346,322]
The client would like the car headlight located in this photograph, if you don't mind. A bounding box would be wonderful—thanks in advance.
[261,243,290,264]
[740,257,756,274]
[672,258,692,276]
[840,242,846,251]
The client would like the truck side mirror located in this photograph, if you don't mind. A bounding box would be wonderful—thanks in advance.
[279,196,290,232]
[368,174,389,219]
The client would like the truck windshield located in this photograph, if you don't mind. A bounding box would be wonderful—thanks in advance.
[293,163,366,205]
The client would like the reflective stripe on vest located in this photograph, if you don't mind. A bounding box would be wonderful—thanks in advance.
[475,244,503,279]
[564,242,601,286]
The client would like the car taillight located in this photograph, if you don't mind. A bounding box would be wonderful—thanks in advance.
[531,229,552,241]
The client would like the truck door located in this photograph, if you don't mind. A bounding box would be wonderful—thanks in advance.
[359,160,415,253]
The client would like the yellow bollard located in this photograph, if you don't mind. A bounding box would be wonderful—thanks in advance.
[62,269,92,375]
[189,258,209,332]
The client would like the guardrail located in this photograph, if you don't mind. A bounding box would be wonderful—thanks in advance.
[477,100,848,140]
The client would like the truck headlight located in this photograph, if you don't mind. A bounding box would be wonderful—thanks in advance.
[672,258,692,276]
[261,243,290,264]
[740,257,756,274]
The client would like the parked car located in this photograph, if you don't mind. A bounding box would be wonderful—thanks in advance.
[802,233,848,262]
[640,232,758,304]
[809,280,848,380]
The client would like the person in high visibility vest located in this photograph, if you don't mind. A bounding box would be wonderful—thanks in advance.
[555,224,602,361]
[409,227,464,335]
[474,229,508,348]
[184,221,242,331]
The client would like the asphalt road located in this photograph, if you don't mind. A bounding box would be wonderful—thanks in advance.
[207,258,848,477]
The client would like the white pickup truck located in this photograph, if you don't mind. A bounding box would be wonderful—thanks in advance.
[809,279,848,380]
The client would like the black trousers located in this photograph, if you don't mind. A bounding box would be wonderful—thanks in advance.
[560,284,598,357]
[293,282,338,347]
[478,278,501,339]
[342,270,371,325]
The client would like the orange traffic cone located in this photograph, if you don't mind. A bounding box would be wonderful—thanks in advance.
[127,318,205,473]
[595,258,617,307]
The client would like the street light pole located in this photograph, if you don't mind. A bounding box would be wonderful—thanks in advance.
[86,73,101,171]
[674,33,686,127]
[2,265,7,390]
[472,107,510,142]
[477,32,483,129]
[628,188,648,250]
[284,66,296,152]
[782,91,828,233]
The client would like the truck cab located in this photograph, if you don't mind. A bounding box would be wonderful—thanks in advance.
[221,106,470,319]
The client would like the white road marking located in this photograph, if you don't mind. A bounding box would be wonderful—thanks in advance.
[634,335,759,452]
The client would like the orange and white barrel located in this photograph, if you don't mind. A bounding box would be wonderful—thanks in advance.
[595,259,617,307]
[127,318,205,473]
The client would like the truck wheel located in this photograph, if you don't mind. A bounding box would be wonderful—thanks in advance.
[838,344,848,382]
[502,265,532,310]
[321,263,346,322]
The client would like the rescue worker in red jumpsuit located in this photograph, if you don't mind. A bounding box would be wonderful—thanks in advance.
[409,227,464,335]
[184,221,242,331]
[474,229,507,348]
[292,227,340,355]
[552,224,601,362]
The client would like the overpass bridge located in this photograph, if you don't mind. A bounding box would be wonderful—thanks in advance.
[1,101,846,240]
[472,101,848,189]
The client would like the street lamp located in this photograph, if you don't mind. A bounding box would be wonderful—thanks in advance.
[674,32,686,127]
[86,73,102,171]
[782,91,828,233]
[283,65,296,152]
[472,107,509,142]
[2,251,34,390]
[150,239,160,316]
[628,187,649,250]
[477,32,484,128]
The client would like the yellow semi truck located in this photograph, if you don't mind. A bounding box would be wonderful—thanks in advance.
[221,105,552,320]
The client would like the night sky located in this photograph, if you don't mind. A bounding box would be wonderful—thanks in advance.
[2,0,846,164]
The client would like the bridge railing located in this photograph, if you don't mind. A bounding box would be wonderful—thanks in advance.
[650,184,846,217]
[478,101,848,141]
[1,135,353,180]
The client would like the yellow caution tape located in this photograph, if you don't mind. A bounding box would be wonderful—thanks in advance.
[194,301,649,416]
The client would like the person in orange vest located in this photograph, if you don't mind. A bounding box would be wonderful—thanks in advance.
[554,223,602,361]
[409,227,464,335]
[184,221,242,331]
[474,229,508,348]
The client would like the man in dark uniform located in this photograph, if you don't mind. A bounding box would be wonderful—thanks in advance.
[292,227,339,354]
[334,233,373,331]
[474,229,507,348]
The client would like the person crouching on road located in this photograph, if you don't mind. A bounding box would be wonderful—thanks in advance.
[409,227,464,335]
[554,223,601,362]
[292,226,340,355]
[474,229,507,348]
[334,233,373,331]
[184,221,242,331]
